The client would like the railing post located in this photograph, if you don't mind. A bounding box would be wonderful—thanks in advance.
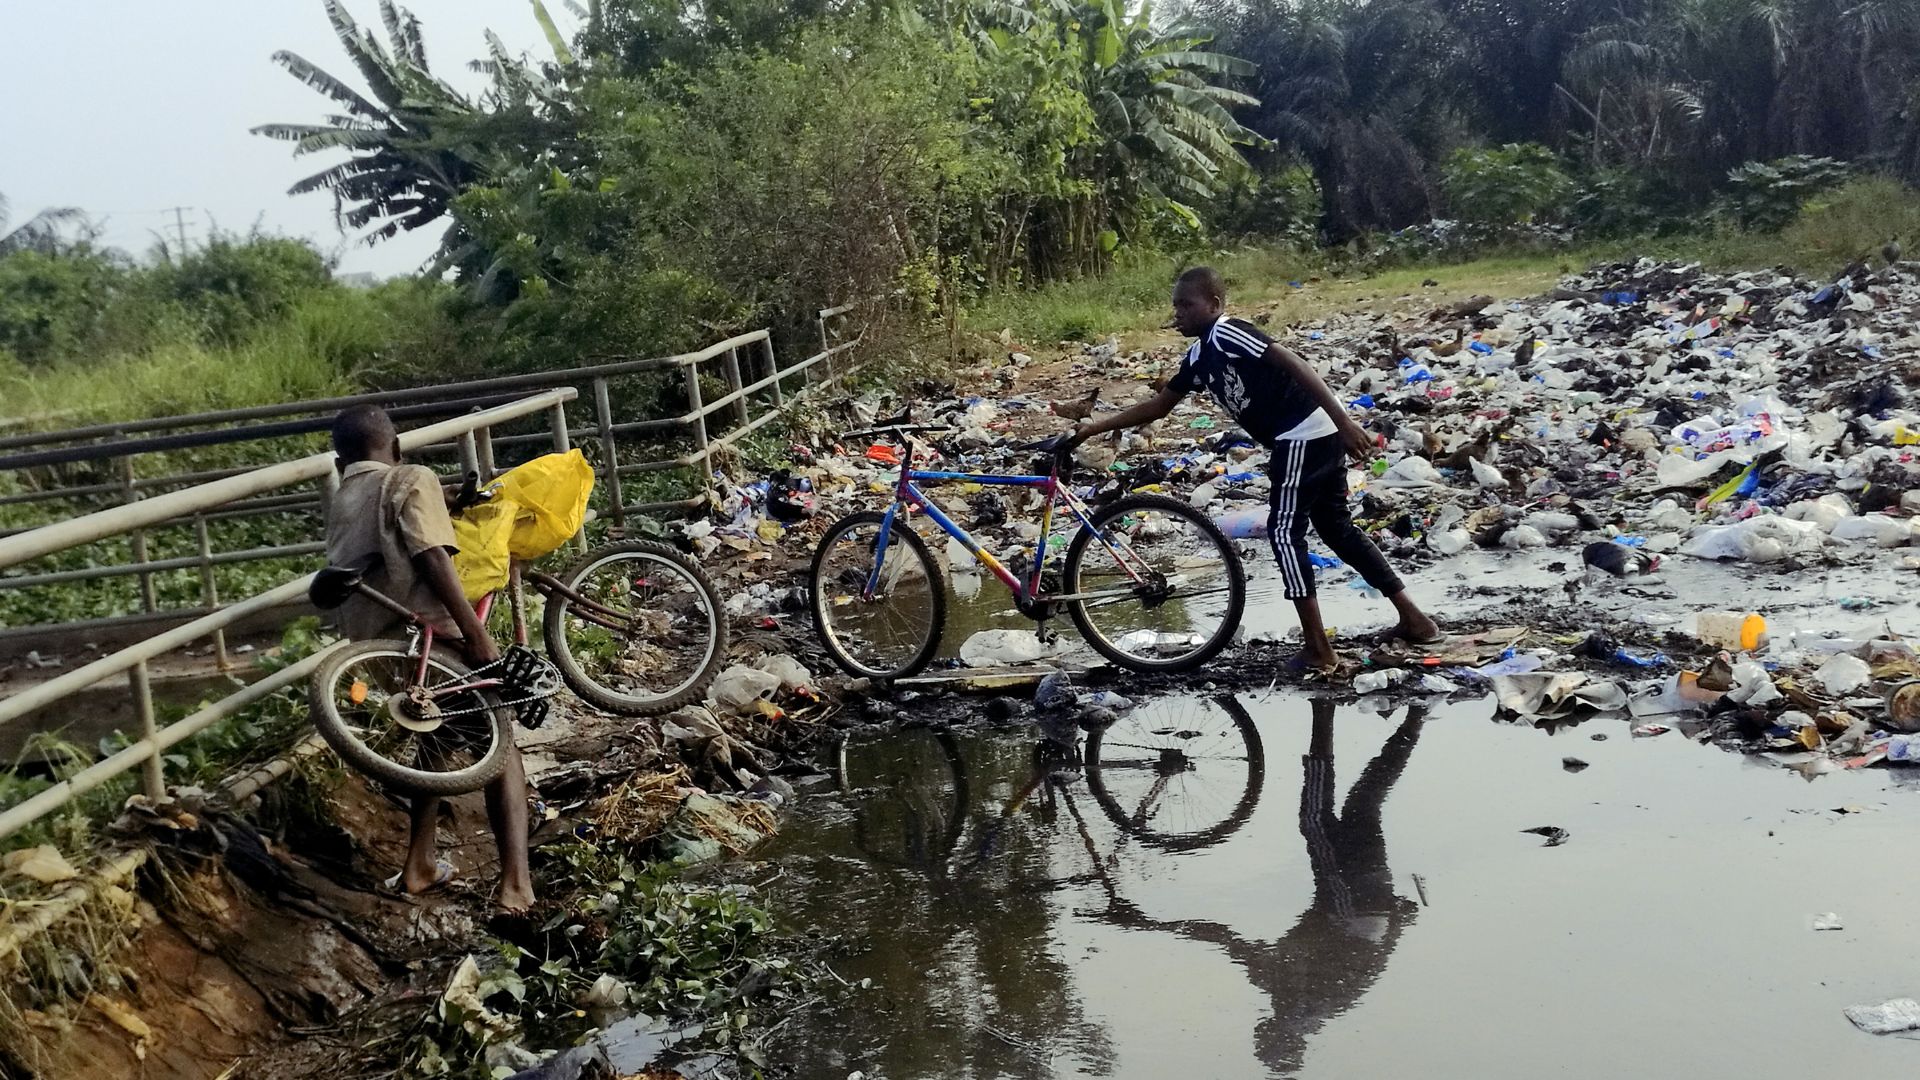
[194,515,229,670]
[458,430,480,480]
[548,402,586,552]
[592,378,626,529]
[129,661,163,799]
[762,336,784,408]
[722,348,750,427]
[684,359,713,495]
[119,452,156,614]
[477,426,498,482]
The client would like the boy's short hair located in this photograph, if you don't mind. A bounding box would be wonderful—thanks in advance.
[332,404,396,463]
[1176,265,1226,303]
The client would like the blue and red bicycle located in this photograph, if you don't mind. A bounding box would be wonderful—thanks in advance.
[809,423,1247,679]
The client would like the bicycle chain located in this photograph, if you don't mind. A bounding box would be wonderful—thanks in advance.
[409,652,562,720]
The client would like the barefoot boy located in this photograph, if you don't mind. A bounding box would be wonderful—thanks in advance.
[1066,267,1438,669]
[326,405,535,912]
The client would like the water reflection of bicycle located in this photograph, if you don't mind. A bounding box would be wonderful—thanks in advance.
[835,695,1266,876]
[1094,697,1427,1075]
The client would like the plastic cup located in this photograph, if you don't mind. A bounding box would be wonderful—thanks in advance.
[1696,611,1767,652]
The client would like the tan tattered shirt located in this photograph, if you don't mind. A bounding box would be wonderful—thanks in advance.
[324,460,459,640]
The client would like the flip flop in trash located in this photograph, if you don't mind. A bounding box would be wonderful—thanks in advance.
[382,860,455,898]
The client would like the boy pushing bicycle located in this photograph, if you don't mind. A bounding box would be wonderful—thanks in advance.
[324,405,535,913]
[1066,267,1440,672]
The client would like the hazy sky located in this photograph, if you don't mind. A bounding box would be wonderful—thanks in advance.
[0,1,557,278]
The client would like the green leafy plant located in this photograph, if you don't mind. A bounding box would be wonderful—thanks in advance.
[1720,155,1855,233]
[1442,143,1575,227]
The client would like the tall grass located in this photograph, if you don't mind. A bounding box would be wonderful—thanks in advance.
[0,282,451,430]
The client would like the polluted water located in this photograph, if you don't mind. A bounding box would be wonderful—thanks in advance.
[739,692,1920,1080]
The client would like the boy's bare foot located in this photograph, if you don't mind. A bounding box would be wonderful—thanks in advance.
[1392,614,1442,645]
[1298,645,1341,672]
[497,884,535,914]
[391,859,454,896]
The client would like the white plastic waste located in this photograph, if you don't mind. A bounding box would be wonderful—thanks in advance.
[1375,456,1447,489]
[708,665,782,712]
[946,536,978,571]
[1680,516,1823,562]
[1469,458,1506,488]
[1431,528,1472,556]
[959,629,1053,667]
[1727,661,1784,706]
[1353,668,1409,694]
[1814,653,1872,696]
[1500,525,1547,549]
[752,654,813,695]
[1845,999,1920,1035]
[1830,514,1914,548]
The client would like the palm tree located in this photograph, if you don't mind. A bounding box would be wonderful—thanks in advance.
[1206,0,1463,241]
[973,0,1261,272]
[254,0,580,250]
[0,193,88,257]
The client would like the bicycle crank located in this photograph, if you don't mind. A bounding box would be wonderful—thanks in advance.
[389,686,448,734]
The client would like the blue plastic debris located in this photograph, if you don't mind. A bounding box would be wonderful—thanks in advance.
[1309,331,1325,340]
[1600,290,1639,305]
[1811,285,1839,304]
[1690,391,1707,400]
[1309,553,1343,570]
[1398,357,1416,368]
[1611,536,1649,548]
[1467,341,1494,355]
[1348,394,1376,409]
[1612,648,1668,669]
[1405,369,1435,385]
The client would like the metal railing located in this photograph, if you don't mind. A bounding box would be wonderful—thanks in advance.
[0,390,578,844]
[0,308,876,649]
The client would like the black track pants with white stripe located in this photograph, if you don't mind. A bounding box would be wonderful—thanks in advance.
[1266,435,1403,601]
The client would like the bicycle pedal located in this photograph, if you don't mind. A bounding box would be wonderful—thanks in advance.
[516,698,551,730]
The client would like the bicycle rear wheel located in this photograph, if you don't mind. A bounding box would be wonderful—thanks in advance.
[310,640,513,797]
[1062,494,1245,673]
[810,511,945,679]
[1084,695,1265,852]
[544,540,727,716]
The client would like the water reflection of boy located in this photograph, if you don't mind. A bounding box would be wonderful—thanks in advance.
[1101,698,1425,1073]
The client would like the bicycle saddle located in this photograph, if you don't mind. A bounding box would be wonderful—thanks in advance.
[309,565,366,610]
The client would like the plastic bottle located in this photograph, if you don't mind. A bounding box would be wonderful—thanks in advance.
[1353,669,1409,694]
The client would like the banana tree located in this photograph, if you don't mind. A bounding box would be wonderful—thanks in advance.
[254,0,583,250]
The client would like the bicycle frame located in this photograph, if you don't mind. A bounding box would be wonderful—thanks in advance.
[864,435,1163,618]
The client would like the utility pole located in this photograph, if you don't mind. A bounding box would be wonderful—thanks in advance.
[162,206,194,258]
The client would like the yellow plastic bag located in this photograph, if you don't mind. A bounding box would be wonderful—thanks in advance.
[450,498,517,601]
[492,449,595,560]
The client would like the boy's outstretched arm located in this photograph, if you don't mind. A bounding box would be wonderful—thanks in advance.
[1261,343,1374,460]
[1065,386,1183,447]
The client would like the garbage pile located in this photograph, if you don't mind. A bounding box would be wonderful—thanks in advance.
[676,257,1920,764]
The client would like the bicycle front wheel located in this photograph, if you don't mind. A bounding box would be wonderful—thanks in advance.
[544,540,728,716]
[1062,494,1245,673]
[1084,695,1265,853]
[310,639,513,797]
[810,511,945,679]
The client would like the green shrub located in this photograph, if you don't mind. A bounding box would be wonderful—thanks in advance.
[0,247,130,364]
[1441,143,1574,227]
[150,231,336,345]
[1719,155,1855,233]
[1213,164,1322,246]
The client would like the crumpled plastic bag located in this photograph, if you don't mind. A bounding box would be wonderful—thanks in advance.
[492,449,595,560]
[1815,653,1872,696]
[1374,456,1447,489]
[1845,998,1920,1035]
[707,665,781,712]
[960,629,1054,667]
[450,497,517,601]
[1680,515,1824,563]
[1492,673,1628,719]
[2,845,77,884]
